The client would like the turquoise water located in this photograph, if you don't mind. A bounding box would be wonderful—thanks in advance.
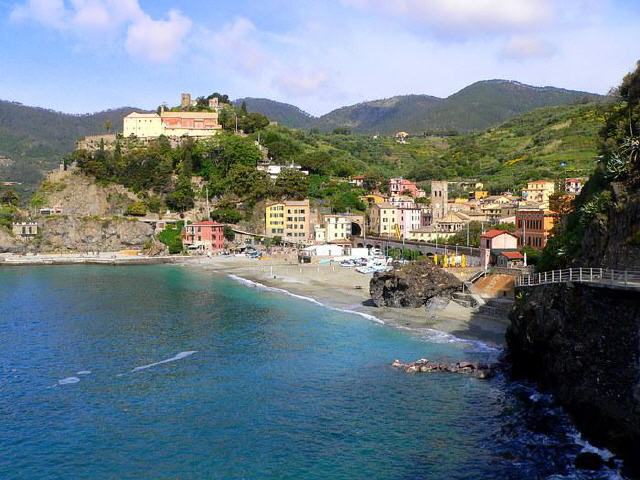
[0,266,615,479]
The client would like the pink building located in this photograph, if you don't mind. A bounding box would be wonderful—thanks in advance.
[183,220,225,252]
[389,177,425,198]
[479,229,519,269]
[398,207,423,238]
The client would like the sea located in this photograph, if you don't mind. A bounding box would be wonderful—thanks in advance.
[0,265,622,479]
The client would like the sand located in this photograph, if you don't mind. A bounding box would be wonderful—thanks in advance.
[188,255,510,347]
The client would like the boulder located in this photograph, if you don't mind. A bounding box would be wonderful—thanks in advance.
[575,452,604,471]
[392,358,496,379]
[369,259,462,308]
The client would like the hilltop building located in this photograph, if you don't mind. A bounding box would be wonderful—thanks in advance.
[12,222,38,239]
[565,177,586,195]
[257,163,309,180]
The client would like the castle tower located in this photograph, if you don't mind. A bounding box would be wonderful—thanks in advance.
[181,93,191,109]
[430,180,448,222]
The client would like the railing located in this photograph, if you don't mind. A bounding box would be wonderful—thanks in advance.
[515,268,640,288]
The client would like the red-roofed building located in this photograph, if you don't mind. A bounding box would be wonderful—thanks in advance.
[479,229,518,268]
[183,220,225,253]
[496,251,525,268]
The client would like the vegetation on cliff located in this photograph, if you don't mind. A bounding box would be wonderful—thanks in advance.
[539,61,640,271]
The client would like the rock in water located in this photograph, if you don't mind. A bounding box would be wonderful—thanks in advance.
[369,259,462,308]
[392,358,495,379]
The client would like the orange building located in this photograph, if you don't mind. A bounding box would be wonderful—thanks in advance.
[515,209,558,249]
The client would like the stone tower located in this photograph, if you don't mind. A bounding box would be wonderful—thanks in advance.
[181,93,191,109]
[430,180,449,222]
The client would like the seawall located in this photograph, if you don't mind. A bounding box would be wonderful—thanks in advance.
[507,282,640,473]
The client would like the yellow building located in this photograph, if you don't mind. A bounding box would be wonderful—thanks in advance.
[369,202,399,237]
[265,199,311,243]
[408,226,455,242]
[360,193,387,206]
[522,180,555,208]
[123,110,222,139]
[123,113,164,138]
[473,190,489,200]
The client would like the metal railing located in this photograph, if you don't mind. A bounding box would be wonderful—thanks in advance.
[515,268,640,288]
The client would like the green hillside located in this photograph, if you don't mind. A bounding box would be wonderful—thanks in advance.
[233,97,315,129]
[241,80,604,134]
[0,100,141,196]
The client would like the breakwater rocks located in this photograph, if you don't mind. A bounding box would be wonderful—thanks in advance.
[508,282,640,474]
[392,358,495,379]
[370,260,462,308]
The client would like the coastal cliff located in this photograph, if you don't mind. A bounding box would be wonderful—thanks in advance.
[508,283,640,471]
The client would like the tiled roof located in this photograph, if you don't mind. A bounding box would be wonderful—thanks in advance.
[481,229,516,239]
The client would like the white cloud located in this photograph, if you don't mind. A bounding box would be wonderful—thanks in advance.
[10,0,191,63]
[207,17,266,73]
[10,0,67,29]
[341,0,553,34]
[501,35,556,60]
[125,10,192,63]
[273,70,329,97]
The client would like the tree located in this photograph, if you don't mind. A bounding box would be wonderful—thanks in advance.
[223,225,235,241]
[104,120,113,134]
[166,175,195,212]
[240,101,248,115]
[275,169,309,199]
[126,201,147,216]
[0,189,20,207]
[211,208,242,224]
[362,171,384,191]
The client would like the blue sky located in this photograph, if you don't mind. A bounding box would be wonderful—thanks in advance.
[1,0,639,115]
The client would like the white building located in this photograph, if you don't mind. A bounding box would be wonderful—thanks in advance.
[257,164,309,180]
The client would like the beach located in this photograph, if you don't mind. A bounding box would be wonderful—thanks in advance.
[0,251,510,346]
[188,255,510,347]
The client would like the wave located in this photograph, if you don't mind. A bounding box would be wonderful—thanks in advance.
[131,351,198,373]
[227,274,497,351]
[58,376,80,385]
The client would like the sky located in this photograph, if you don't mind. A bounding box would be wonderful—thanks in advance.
[1,0,639,116]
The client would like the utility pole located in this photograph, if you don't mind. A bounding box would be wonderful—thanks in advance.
[205,186,210,219]
[466,222,470,246]
[234,113,238,134]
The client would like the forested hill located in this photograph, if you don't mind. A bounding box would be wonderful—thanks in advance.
[0,101,140,194]
[233,98,315,129]
[240,80,604,134]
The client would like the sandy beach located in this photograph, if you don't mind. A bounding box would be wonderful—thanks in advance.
[188,255,510,347]
[1,251,510,347]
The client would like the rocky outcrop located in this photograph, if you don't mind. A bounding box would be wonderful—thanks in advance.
[34,216,152,252]
[36,170,138,217]
[392,358,495,379]
[508,283,640,473]
[369,260,462,308]
[0,227,19,253]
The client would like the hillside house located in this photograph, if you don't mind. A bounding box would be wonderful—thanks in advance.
[479,229,518,269]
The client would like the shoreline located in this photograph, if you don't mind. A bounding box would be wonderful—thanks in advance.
[0,253,510,347]
[187,256,509,348]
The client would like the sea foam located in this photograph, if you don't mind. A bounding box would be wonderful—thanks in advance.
[58,376,80,385]
[131,351,198,373]
[227,274,496,350]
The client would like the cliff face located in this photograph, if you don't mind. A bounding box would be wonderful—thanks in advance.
[0,228,19,253]
[574,183,640,269]
[36,169,138,217]
[34,216,152,252]
[508,283,640,469]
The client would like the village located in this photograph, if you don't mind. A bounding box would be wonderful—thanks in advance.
[2,92,586,277]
